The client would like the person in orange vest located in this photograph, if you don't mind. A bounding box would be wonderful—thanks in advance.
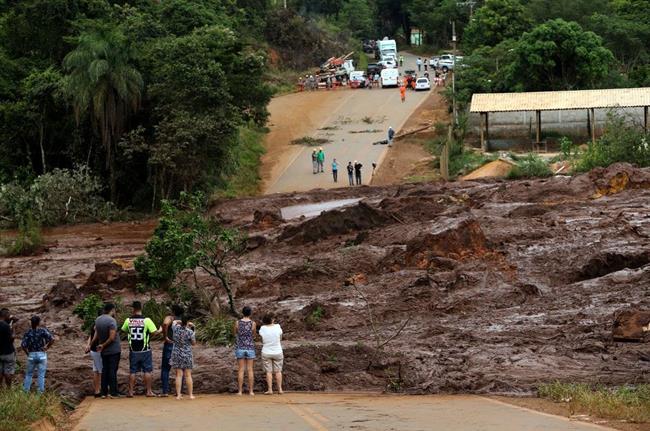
[399,84,406,103]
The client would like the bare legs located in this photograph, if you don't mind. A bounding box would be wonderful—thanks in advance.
[93,372,101,395]
[184,369,194,399]
[265,372,283,394]
[237,358,255,396]
[175,369,183,399]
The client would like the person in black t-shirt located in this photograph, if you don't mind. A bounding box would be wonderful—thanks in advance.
[347,162,354,186]
[0,308,16,387]
[354,161,363,185]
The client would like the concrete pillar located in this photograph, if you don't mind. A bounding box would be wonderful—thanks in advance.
[645,106,648,134]
[535,110,541,143]
[590,108,596,144]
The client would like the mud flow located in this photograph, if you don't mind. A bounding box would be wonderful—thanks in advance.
[2,163,649,400]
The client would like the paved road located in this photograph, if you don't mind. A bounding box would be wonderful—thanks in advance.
[73,393,613,431]
[265,53,432,194]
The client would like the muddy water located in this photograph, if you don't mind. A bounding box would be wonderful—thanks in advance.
[281,198,361,220]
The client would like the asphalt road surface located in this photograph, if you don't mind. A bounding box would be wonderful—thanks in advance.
[265,52,433,194]
[73,393,614,431]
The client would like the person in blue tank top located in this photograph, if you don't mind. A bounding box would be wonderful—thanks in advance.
[233,306,256,396]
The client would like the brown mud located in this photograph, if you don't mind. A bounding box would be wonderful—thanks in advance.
[2,164,650,402]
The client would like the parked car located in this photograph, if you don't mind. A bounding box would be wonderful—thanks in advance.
[415,77,431,91]
[367,63,382,76]
[349,71,368,88]
[432,54,464,72]
[378,58,397,69]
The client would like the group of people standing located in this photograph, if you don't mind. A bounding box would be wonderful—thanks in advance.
[0,308,55,393]
[85,301,283,399]
[0,302,284,398]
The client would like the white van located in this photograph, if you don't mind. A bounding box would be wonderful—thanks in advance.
[380,68,399,88]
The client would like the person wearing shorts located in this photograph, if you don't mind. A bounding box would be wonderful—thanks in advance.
[259,313,284,395]
[0,308,16,387]
[233,306,256,396]
[121,301,158,397]
[85,320,102,397]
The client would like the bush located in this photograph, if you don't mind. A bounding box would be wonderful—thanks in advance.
[508,154,552,179]
[0,165,114,227]
[195,314,235,346]
[577,113,650,172]
[142,298,168,328]
[538,382,650,423]
[2,210,42,257]
[0,387,61,431]
[216,126,267,198]
[73,294,104,331]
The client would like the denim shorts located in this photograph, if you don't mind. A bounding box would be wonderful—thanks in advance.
[90,351,103,373]
[235,349,256,359]
[129,350,153,374]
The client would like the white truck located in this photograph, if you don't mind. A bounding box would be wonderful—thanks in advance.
[431,54,463,72]
[377,38,397,61]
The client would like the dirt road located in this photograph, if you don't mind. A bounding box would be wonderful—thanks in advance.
[263,53,432,194]
[73,394,612,431]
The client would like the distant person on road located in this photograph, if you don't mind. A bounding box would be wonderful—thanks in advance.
[332,158,338,183]
[374,73,380,87]
[347,162,354,186]
[93,303,121,398]
[400,84,406,103]
[121,301,159,398]
[416,57,422,71]
[354,161,363,185]
[311,150,318,174]
[260,313,284,395]
[317,147,325,173]
[170,315,196,400]
[388,126,395,146]
[424,62,428,72]
[21,315,54,393]
[0,308,16,388]
[161,304,183,397]
[85,312,102,398]
[234,306,256,396]
[399,55,404,67]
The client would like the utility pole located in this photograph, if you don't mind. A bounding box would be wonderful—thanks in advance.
[452,20,458,126]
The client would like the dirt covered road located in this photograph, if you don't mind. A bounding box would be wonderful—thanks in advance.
[262,53,432,194]
[73,394,614,431]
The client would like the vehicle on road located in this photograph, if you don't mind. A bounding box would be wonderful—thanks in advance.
[378,58,396,69]
[349,71,368,88]
[415,77,431,91]
[429,56,440,67]
[380,68,399,88]
[367,63,382,76]
[377,38,397,60]
[431,54,463,72]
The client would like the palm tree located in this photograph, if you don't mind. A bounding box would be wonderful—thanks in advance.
[63,28,143,202]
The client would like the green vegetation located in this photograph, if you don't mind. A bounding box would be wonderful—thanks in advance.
[136,192,247,316]
[216,126,267,198]
[291,137,332,146]
[577,113,650,171]
[306,306,325,329]
[195,314,235,346]
[508,154,552,179]
[538,382,650,423]
[0,387,61,431]
[73,294,104,331]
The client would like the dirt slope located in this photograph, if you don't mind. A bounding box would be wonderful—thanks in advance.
[2,164,650,401]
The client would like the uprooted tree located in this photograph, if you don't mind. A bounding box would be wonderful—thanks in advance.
[135,192,247,316]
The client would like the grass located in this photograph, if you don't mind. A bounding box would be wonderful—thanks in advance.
[538,382,650,423]
[0,387,62,431]
[507,153,552,179]
[306,306,324,329]
[448,149,495,178]
[195,314,235,346]
[264,68,305,96]
[217,125,267,198]
[1,215,42,257]
[290,136,331,146]
[357,53,369,71]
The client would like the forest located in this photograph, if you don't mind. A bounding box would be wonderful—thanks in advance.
[0,0,649,219]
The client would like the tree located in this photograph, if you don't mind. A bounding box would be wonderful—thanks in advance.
[463,0,532,51]
[509,19,615,91]
[63,27,143,202]
[339,0,375,39]
[405,0,466,48]
[524,0,610,27]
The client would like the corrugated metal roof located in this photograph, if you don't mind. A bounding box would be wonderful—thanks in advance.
[470,88,650,113]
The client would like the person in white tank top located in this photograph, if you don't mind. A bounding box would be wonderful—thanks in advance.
[259,313,283,395]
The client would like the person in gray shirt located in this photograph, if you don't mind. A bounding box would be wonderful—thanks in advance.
[91,303,121,398]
